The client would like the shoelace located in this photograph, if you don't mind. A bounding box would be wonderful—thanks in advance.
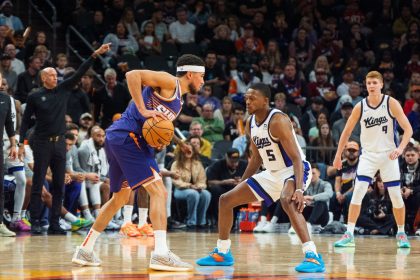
[398,234,408,242]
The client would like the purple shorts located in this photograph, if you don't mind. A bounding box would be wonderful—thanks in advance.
[104,133,159,193]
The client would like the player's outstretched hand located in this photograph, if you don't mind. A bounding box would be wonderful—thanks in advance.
[332,155,342,170]
[140,109,168,122]
[292,190,305,213]
[389,147,403,160]
[94,43,111,55]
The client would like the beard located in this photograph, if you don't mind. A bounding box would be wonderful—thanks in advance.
[188,83,199,95]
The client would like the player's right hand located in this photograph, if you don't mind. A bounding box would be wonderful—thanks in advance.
[332,156,342,170]
[140,109,168,122]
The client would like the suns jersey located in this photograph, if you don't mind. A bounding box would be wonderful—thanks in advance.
[250,108,306,171]
[107,79,182,139]
[359,95,397,153]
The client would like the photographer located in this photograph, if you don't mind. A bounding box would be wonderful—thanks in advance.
[357,173,395,235]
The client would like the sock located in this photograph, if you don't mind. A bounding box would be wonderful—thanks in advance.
[302,241,318,257]
[154,230,169,255]
[64,212,78,223]
[82,209,93,220]
[138,208,148,228]
[270,216,278,224]
[260,216,267,222]
[21,210,27,219]
[346,222,355,235]
[93,209,100,218]
[217,239,231,254]
[81,228,101,252]
[397,225,405,233]
[12,212,20,222]
[123,205,133,225]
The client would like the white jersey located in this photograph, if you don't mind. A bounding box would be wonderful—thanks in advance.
[250,108,306,172]
[360,95,397,153]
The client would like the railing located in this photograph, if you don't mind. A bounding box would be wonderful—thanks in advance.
[66,25,106,85]
[28,0,57,55]
[304,146,338,164]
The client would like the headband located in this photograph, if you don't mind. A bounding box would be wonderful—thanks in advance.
[176,65,205,73]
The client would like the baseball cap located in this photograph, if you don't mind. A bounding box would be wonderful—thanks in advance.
[312,96,324,105]
[80,112,93,120]
[341,102,354,109]
[226,148,240,160]
[345,141,359,151]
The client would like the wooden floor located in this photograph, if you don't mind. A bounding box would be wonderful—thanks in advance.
[0,230,419,279]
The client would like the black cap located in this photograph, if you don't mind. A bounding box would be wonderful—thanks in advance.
[341,102,354,109]
[312,96,324,105]
[226,148,240,160]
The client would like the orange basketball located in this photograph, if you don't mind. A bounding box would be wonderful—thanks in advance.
[142,117,174,147]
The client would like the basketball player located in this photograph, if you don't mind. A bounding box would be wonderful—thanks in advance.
[333,71,412,248]
[72,54,205,271]
[196,83,325,273]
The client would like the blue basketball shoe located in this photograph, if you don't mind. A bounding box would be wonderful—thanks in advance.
[196,248,234,266]
[295,251,326,273]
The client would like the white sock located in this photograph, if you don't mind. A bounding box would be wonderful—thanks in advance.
[123,205,133,225]
[64,212,78,223]
[154,230,169,255]
[270,216,278,224]
[302,241,318,257]
[93,209,100,218]
[138,208,148,228]
[81,228,101,252]
[260,216,267,222]
[82,209,93,220]
[21,210,27,218]
[397,225,405,233]
[12,212,20,222]
[346,222,355,235]
[217,239,231,254]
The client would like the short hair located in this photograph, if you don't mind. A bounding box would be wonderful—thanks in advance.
[65,132,76,141]
[311,163,320,171]
[366,71,383,83]
[66,123,79,131]
[233,104,245,113]
[56,53,67,61]
[274,92,286,101]
[404,146,418,154]
[189,121,202,130]
[104,68,117,77]
[249,82,271,99]
[176,54,205,77]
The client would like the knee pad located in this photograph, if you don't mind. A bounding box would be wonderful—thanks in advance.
[350,180,369,205]
[388,186,404,208]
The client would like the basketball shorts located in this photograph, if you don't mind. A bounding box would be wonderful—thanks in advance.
[3,154,24,174]
[105,132,161,193]
[247,161,312,206]
[356,150,400,187]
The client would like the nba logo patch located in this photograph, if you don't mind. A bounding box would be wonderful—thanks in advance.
[263,124,268,130]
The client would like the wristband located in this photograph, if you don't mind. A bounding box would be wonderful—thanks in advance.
[295,189,304,193]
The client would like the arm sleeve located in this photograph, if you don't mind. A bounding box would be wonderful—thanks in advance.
[4,97,15,138]
[19,95,35,143]
[60,56,95,90]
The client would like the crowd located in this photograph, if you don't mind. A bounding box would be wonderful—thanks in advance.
[0,0,419,237]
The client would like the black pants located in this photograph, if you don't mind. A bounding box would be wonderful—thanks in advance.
[330,193,352,222]
[261,200,290,223]
[303,201,329,226]
[0,146,4,224]
[404,192,420,229]
[31,137,66,227]
[357,214,396,235]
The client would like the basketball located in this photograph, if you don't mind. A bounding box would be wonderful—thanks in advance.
[142,117,174,147]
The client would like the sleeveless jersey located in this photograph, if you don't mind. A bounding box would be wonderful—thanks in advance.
[250,108,306,171]
[3,96,16,142]
[360,95,397,152]
[106,80,182,144]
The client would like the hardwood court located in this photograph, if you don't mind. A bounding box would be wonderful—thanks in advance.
[0,231,419,279]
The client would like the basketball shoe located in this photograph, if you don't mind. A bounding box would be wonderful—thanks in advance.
[295,251,326,273]
[72,246,101,266]
[71,218,94,231]
[138,224,154,236]
[196,248,234,266]
[10,220,31,232]
[253,220,268,232]
[0,223,16,237]
[334,231,355,247]
[149,251,193,271]
[120,222,141,237]
[396,232,411,248]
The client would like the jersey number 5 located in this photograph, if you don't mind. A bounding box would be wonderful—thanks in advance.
[382,126,387,134]
[266,149,276,161]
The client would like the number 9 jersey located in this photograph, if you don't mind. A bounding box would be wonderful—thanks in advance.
[360,95,397,153]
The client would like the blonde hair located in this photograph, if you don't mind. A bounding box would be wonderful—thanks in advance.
[274,92,286,101]
[366,71,383,83]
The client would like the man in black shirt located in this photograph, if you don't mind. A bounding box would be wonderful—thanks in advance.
[14,56,42,103]
[0,78,17,237]
[18,44,110,235]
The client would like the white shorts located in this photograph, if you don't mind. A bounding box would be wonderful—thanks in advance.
[3,156,24,174]
[357,150,400,187]
[247,161,312,206]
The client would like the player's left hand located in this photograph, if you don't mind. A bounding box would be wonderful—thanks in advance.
[389,147,403,160]
[8,146,17,160]
[292,190,305,213]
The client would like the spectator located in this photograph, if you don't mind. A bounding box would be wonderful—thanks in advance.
[314,28,341,68]
[203,51,226,91]
[78,113,94,146]
[237,37,261,71]
[346,81,363,106]
[79,69,97,106]
[225,55,239,79]
[24,31,49,62]
[273,92,301,119]
[65,71,91,124]
[310,122,334,164]
[140,9,170,43]
[0,1,24,32]
[195,14,217,51]
[4,44,24,75]
[14,56,41,104]
[227,15,243,42]
[238,1,267,21]
[235,22,265,54]
[288,27,313,72]
[0,53,16,91]
[401,146,420,234]
[138,22,162,57]
[198,84,221,110]
[392,5,419,36]
[255,55,272,85]
[104,0,127,29]
[270,12,291,56]
[265,39,281,72]
[93,68,131,129]
[301,96,328,140]
[192,103,225,143]
[208,24,236,61]
[214,96,233,124]
[291,118,306,153]
[33,45,53,68]
[252,11,270,44]
[121,7,140,40]
[206,148,247,225]
[55,53,69,83]
[308,55,333,83]
[188,135,213,168]
[407,87,420,138]
[332,102,361,145]
[274,63,308,108]
[330,141,359,222]
[228,68,261,100]
[308,112,328,143]
[169,8,196,44]
[223,105,245,141]
[188,0,211,26]
[86,10,107,48]
[178,93,202,132]
[171,141,210,228]
[103,22,139,66]
[336,68,355,97]
[303,164,333,227]
[308,67,337,112]
[381,67,405,104]
[189,121,212,159]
